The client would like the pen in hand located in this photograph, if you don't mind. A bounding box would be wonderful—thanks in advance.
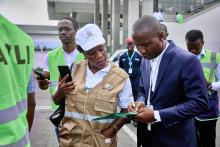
[131,99,137,112]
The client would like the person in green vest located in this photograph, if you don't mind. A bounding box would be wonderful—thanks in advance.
[36,17,84,143]
[185,29,220,147]
[0,15,34,146]
[176,12,184,24]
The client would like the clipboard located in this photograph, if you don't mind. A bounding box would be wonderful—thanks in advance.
[92,112,137,121]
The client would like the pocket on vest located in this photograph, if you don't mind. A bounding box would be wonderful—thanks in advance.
[92,130,117,147]
[60,120,93,146]
[60,120,77,146]
[65,91,77,107]
[94,92,116,113]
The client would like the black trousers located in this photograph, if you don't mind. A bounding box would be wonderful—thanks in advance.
[137,122,152,147]
[195,119,217,147]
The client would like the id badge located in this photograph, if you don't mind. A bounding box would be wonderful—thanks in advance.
[128,68,132,74]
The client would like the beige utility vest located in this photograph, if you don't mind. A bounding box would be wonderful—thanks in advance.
[60,61,128,147]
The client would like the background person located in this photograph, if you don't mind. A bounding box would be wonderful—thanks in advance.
[128,15,208,147]
[153,10,160,21]
[185,29,220,147]
[54,24,133,147]
[119,37,142,100]
[0,15,34,147]
[158,9,164,22]
[118,37,142,128]
[36,17,84,142]
[176,12,184,24]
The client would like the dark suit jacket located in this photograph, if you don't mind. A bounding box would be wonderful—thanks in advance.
[137,40,208,147]
[119,50,142,98]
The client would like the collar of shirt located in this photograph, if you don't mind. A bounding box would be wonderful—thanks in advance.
[85,62,111,90]
[150,41,169,92]
[150,41,169,66]
[197,47,205,59]
[127,50,134,58]
[63,49,79,68]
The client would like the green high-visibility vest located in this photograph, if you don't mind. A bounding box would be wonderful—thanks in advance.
[200,49,220,83]
[0,15,34,146]
[177,14,184,24]
[47,48,84,110]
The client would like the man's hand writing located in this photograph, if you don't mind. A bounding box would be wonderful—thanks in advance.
[136,108,155,123]
[128,102,145,113]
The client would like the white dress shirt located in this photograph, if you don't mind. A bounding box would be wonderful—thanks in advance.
[157,12,164,21]
[197,47,206,60]
[85,62,133,108]
[43,48,79,71]
[150,42,169,92]
[153,12,160,21]
[149,41,169,122]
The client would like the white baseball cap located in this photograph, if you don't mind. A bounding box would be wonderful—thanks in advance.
[76,24,105,51]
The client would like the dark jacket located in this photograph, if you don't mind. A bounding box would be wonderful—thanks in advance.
[119,50,142,98]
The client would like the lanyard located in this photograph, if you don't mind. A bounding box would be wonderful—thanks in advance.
[127,51,135,68]
[147,67,153,131]
[147,68,152,106]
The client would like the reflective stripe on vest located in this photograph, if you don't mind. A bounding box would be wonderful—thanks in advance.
[0,129,29,147]
[0,99,27,124]
[200,50,220,82]
[195,117,219,121]
[0,15,34,147]
[65,111,114,124]
[201,62,218,69]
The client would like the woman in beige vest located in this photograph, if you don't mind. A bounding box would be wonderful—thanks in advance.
[53,24,133,147]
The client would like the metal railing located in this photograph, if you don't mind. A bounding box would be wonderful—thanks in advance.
[158,0,220,14]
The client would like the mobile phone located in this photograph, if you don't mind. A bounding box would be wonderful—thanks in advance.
[34,69,45,80]
[58,65,72,83]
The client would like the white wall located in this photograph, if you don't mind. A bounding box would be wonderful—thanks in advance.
[33,34,61,68]
[163,3,220,52]
[0,0,58,25]
[31,34,60,42]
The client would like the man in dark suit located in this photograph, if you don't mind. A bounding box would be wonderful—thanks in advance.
[128,15,208,147]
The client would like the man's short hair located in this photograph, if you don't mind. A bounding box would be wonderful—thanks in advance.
[185,30,204,42]
[59,17,79,30]
[133,15,161,34]
[160,23,168,36]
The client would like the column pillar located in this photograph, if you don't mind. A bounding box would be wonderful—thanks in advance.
[101,0,109,49]
[94,0,100,26]
[122,0,128,47]
[142,0,154,16]
[128,0,139,37]
[111,0,120,54]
